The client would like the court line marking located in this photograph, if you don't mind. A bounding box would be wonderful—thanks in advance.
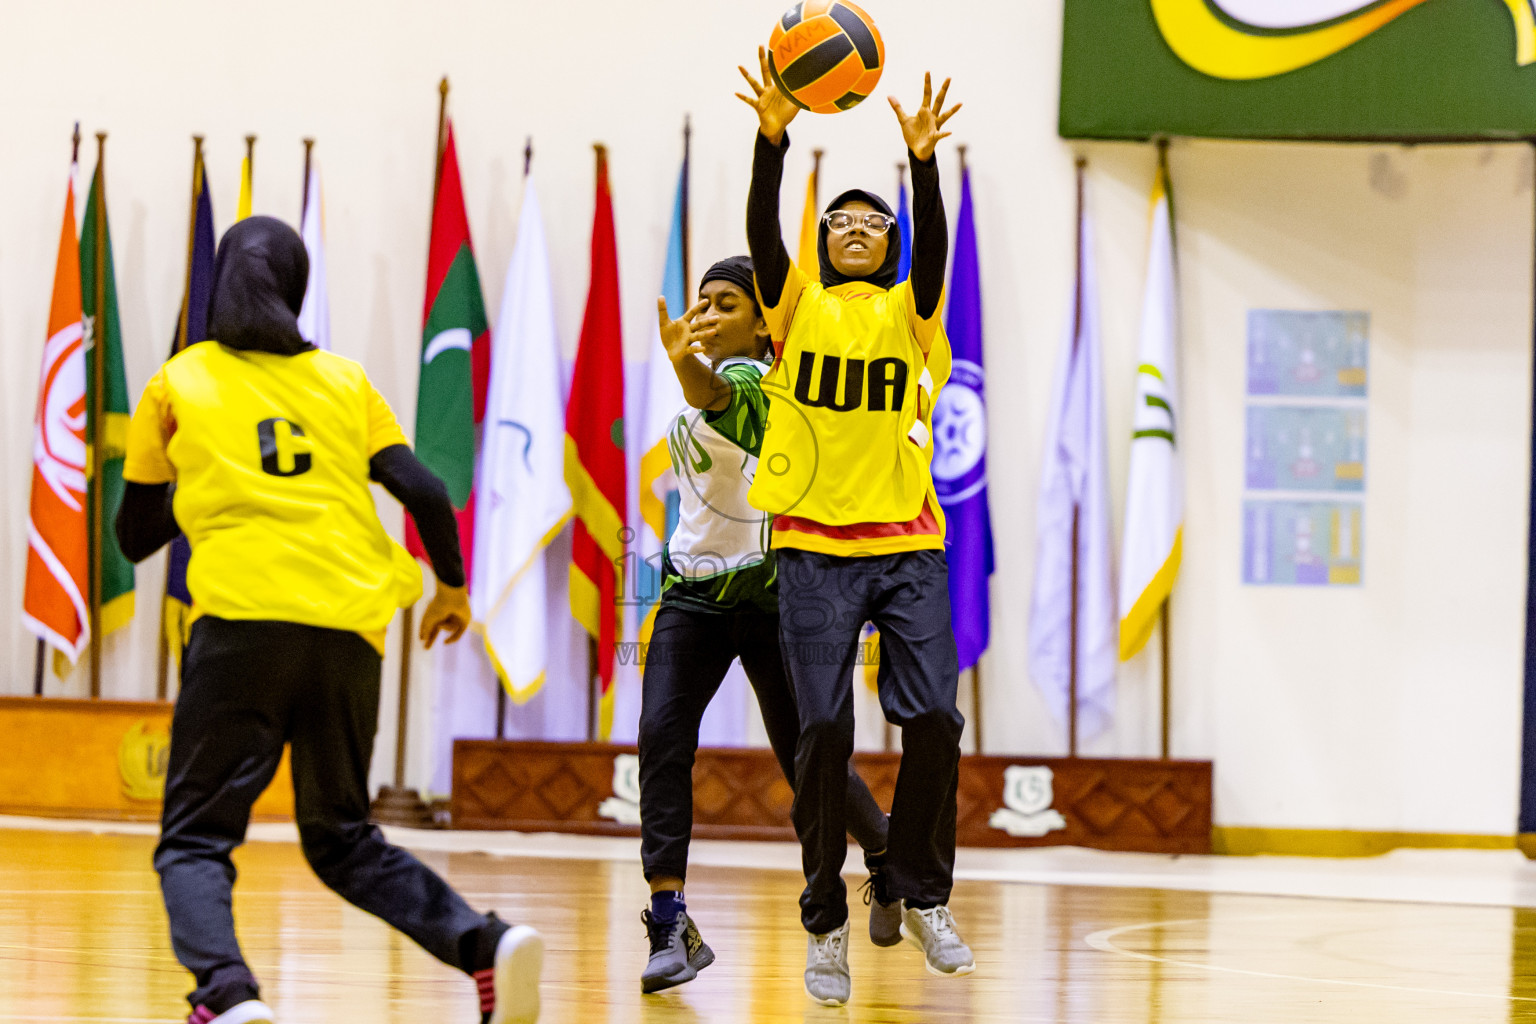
[1084,915,1536,1003]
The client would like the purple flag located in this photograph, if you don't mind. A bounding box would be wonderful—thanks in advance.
[934,165,993,671]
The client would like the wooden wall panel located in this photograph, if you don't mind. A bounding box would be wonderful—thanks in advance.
[452,740,1211,854]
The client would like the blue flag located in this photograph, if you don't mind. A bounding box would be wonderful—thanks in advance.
[164,152,216,643]
[895,174,913,284]
[934,165,993,672]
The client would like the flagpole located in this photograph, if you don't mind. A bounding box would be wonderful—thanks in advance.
[86,133,108,700]
[955,145,984,756]
[1156,137,1174,762]
[496,135,535,744]
[302,138,314,218]
[157,135,205,702]
[244,134,255,192]
[1160,600,1171,759]
[397,75,449,788]
[681,117,692,289]
[33,641,45,697]
[1067,157,1087,758]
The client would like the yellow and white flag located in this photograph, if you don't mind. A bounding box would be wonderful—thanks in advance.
[1118,155,1183,661]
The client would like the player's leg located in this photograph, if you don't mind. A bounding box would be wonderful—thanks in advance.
[636,604,734,992]
[867,549,972,977]
[154,617,296,1024]
[288,626,541,1024]
[735,610,897,945]
[777,549,867,1004]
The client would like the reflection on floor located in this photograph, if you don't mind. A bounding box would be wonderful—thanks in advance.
[4,819,1536,1023]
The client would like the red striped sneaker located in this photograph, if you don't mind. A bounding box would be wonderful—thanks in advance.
[475,924,544,1024]
[187,1002,274,1024]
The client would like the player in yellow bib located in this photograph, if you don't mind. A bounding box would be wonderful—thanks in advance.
[737,51,973,1003]
[117,218,541,1024]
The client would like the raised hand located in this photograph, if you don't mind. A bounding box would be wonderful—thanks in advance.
[658,296,715,367]
[890,73,960,162]
[737,46,801,145]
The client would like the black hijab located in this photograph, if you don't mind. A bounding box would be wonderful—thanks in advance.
[817,188,901,290]
[206,215,312,355]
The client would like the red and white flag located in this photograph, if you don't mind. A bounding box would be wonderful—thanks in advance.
[23,168,89,662]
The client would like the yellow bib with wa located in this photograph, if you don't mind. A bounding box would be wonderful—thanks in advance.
[125,344,421,636]
[750,265,951,529]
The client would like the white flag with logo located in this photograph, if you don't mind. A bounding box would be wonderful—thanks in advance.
[1119,159,1183,661]
[471,176,572,701]
[297,162,329,350]
[1027,179,1117,739]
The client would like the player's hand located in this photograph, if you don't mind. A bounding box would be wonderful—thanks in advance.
[419,582,471,648]
[890,73,960,162]
[737,46,800,145]
[658,296,714,366]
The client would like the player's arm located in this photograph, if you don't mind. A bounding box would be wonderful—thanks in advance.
[659,297,732,412]
[702,364,769,457]
[738,47,797,309]
[116,372,181,563]
[116,484,179,563]
[369,445,469,647]
[892,74,961,338]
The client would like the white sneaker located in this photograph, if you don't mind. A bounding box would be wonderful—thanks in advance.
[486,925,544,1024]
[900,902,975,976]
[804,920,852,1005]
[193,1002,274,1024]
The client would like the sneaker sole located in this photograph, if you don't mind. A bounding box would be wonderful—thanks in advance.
[641,964,697,994]
[804,984,850,1007]
[490,925,544,1024]
[899,922,976,977]
[208,1003,275,1024]
[640,941,715,994]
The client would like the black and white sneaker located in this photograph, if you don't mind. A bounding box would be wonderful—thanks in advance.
[641,907,715,993]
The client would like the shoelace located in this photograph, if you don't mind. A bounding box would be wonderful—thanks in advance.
[811,928,846,966]
[641,909,676,956]
[858,875,876,907]
[916,904,958,941]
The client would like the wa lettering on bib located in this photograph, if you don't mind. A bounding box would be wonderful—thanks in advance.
[750,271,951,530]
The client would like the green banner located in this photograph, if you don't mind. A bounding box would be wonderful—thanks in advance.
[1061,0,1536,141]
[81,160,136,634]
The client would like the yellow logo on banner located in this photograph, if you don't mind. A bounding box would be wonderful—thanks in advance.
[118,721,170,802]
[1152,0,1536,80]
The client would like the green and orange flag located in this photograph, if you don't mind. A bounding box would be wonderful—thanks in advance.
[81,151,135,639]
[410,121,489,570]
[566,147,627,739]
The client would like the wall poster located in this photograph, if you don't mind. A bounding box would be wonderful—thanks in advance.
[1242,310,1367,586]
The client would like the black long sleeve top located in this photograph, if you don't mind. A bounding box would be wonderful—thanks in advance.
[114,443,466,588]
[747,131,948,319]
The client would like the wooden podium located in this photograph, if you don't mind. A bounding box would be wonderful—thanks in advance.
[452,740,1212,853]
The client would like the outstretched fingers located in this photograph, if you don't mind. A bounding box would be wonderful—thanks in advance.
[937,102,962,128]
[738,63,764,98]
[682,298,709,323]
[932,77,951,116]
[921,71,932,109]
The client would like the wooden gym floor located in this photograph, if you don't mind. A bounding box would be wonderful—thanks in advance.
[3,825,1536,1023]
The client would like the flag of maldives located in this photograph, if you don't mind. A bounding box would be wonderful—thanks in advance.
[410,121,489,571]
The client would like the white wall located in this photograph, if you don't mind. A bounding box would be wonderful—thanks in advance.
[1,0,1529,835]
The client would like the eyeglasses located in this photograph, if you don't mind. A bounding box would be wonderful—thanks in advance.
[822,211,894,236]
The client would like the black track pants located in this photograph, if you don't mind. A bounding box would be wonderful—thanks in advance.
[155,617,492,1011]
[638,603,889,883]
[777,548,963,934]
